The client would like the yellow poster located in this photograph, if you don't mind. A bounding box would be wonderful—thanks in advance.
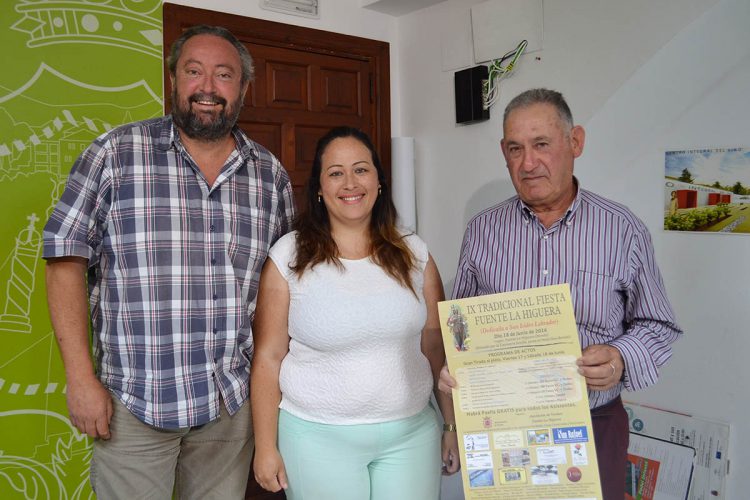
[438,284,603,500]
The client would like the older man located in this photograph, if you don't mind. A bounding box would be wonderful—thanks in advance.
[43,25,295,499]
[441,88,682,499]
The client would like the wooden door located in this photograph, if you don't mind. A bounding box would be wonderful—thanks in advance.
[162,4,391,498]
[163,3,391,209]
[242,43,374,205]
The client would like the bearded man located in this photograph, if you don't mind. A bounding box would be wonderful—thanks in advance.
[43,25,295,499]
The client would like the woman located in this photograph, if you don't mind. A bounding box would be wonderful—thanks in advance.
[669,190,679,215]
[251,126,459,499]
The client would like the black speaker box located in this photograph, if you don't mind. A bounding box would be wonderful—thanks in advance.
[455,65,489,124]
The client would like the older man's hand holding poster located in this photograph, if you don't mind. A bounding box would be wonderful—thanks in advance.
[438,284,603,500]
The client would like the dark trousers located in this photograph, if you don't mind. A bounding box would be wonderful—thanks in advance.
[591,396,629,500]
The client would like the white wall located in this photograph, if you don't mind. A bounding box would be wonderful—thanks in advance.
[396,0,749,498]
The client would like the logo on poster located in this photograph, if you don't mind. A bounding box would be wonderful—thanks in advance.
[552,426,588,443]
[566,467,582,482]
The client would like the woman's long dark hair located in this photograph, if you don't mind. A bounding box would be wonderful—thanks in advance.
[291,126,417,294]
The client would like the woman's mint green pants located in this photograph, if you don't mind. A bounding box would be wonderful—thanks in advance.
[278,406,442,500]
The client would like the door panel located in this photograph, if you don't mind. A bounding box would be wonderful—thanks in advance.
[265,61,309,110]
[320,68,361,114]
[239,122,283,158]
[295,126,330,165]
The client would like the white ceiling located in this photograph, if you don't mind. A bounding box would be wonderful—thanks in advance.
[361,0,447,17]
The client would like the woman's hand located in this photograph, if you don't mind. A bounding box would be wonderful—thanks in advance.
[441,430,460,475]
[253,447,289,493]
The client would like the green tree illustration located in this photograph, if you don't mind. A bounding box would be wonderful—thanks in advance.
[678,168,694,183]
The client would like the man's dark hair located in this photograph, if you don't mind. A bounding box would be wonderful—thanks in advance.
[503,88,574,130]
[167,25,254,85]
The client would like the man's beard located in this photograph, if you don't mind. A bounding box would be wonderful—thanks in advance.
[171,89,243,142]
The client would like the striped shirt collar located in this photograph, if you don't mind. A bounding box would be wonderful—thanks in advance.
[516,176,582,227]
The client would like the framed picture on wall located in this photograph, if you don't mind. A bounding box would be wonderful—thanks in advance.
[663,147,750,234]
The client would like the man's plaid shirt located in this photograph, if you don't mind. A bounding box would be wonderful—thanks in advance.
[43,115,295,428]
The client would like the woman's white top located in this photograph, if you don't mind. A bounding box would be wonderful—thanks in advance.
[267,231,434,424]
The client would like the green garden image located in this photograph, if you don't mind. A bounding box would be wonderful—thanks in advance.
[0,1,163,497]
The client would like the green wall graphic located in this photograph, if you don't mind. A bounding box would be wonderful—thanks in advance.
[0,1,163,498]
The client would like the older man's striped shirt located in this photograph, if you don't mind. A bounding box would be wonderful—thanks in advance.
[452,188,682,409]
